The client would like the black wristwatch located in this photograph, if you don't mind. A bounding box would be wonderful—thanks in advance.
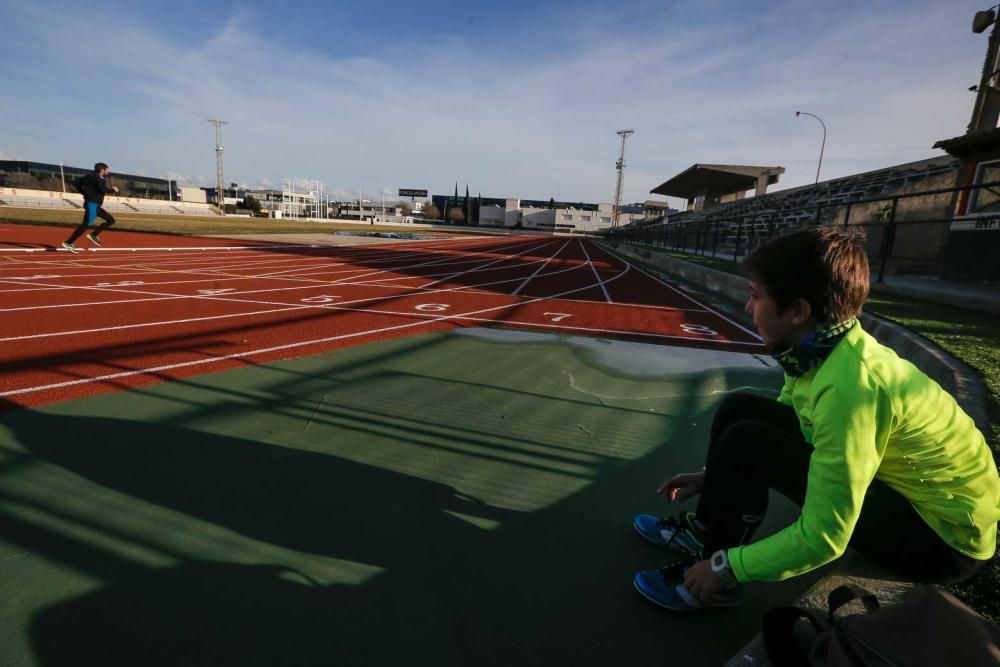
[710,549,738,586]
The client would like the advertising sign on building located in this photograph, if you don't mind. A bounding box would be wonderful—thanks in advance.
[398,189,428,198]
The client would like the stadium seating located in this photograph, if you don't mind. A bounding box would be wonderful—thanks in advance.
[0,187,221,216]
[625,156,961,259]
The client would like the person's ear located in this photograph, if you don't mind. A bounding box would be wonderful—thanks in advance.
[790,298,813,325]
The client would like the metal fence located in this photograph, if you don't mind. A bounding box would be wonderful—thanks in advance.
[609,180,1000,284]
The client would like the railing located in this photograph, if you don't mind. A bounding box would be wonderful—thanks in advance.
[609,180,1000,284]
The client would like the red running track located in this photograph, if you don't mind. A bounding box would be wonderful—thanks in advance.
[0,225,763,409]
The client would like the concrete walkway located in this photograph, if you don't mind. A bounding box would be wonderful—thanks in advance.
[874,274,1000,314]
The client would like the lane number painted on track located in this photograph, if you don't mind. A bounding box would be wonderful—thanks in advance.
[543,312,573,322]
[198,288,238,295]
[680,324,718,336]
[96,281,145,286]
[300,295,340,303]
[416,303,449,312]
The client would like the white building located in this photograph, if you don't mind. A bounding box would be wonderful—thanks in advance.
[178,187,207,204]
[478,199,613,234]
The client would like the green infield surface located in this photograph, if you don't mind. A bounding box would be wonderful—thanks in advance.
[0,328,820,666]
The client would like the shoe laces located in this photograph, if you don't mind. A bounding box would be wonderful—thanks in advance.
[656,556,696,583]
[656,512,703,548]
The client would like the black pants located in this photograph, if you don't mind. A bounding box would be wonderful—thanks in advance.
[66,202,115,243]
[695,392,987,584]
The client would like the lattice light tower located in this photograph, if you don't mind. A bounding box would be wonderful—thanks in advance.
[208,118,228,215]
[612,129,634,229]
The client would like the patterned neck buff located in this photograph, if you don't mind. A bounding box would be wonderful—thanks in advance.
[771,318,857,377]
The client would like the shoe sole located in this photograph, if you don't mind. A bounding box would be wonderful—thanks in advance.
[86,236,102,247]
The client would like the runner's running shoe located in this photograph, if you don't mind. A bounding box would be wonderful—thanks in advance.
[61,242,80,253]
[633,511,706,557]
[634,560,743,611]
[85,233,103,247]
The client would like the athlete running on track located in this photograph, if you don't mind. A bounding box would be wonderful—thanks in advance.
[62,162,119,252]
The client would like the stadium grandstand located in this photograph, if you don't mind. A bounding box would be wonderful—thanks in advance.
[0,160,220,216]
[0,186,219,216]
[0,160,176,200]
[630,156,959,231]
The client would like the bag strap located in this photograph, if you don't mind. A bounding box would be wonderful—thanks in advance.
[763,604,833,667]
[828,584,880,618]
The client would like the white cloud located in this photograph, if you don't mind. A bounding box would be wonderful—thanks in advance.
[0,0,987,208]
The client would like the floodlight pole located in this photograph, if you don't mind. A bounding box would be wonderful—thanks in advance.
[59,163,65,193]
[795,111,826,184]
[612,129,634,229]
[208,118,228,214]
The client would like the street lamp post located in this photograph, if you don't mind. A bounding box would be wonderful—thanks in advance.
[795,111,827,184]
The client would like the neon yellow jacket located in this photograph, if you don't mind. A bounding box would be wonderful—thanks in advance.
[729,321,1000,583]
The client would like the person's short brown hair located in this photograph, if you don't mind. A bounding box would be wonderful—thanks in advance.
[743,227,869,324]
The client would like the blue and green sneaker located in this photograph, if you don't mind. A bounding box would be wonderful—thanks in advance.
[633,561,743,611]
[633,511,706,557]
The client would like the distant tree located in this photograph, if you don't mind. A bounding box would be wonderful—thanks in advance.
[242,194,262,215]
[397,201,412,217]
[223,203,238,214]
[7,172,39,189]
[39,176,63,192]
[548,197,555,209]
[447,207,465,224]
[422,202,441,220]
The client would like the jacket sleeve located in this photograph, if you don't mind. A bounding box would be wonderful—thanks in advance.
[776,374,794,406]
[97,177,113,194]
[728,373,895,582]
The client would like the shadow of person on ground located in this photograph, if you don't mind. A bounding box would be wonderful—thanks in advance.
[5,385,805,666]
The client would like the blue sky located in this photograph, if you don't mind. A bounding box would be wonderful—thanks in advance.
[0,0,991,207]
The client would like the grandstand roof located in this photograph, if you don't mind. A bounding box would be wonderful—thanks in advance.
[650,164,784,198]
[933,128,1000,159]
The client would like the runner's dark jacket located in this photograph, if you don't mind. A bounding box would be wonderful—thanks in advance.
[74,172,114,205]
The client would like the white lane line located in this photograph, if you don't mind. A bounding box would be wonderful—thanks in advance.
[1,305,314,341]
[0,236,500,274]
[0,241,546,294]
[579,239,612,303]
[116,237,543,280]
[611,252,761,342]
[0,253,615,334]
[510,240,572,296]
[0,237,539,282]
[359,240,559,288]
[0,235,489,255]
[417,239,559,289]
[0,256,634,398]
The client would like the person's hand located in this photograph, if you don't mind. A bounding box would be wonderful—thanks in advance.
[112,186,120,193]
[683,558,727,605]
[656,471,705,502]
